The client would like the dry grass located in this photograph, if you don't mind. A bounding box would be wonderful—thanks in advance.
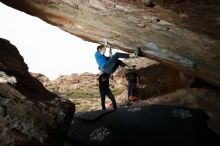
[58,87,125,112]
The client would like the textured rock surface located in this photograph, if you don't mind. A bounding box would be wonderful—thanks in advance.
[31,73,50,84]
[0,0,220,87]
[115,57,193,99]
[134,88,220,137]
[0,38,75,146]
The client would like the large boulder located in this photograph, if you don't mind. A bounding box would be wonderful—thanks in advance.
[134,88,220,137]
[0,38,75,146]
[115,58,193,99]
[0,0,220,87]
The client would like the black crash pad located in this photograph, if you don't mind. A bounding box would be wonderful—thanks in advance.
[66,105,219,146]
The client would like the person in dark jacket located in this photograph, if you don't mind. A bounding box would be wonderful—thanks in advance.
[98,73,117,110]
[125,66,139,102]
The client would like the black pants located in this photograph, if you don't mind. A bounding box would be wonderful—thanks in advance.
[128,82,137,98]
[100,89,117,110]
[104,55,128,74]
[110,60,127,74]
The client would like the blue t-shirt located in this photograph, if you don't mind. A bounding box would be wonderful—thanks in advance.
[95,51,108,70]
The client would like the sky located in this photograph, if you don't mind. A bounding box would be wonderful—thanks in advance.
[0,2,121,80]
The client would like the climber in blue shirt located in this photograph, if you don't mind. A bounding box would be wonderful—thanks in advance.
[95,44,142,76]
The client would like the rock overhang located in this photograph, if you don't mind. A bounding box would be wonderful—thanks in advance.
[0,0,220,87]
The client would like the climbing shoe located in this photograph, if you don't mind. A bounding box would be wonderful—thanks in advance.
[134,47,143,57]
[130,96,138,102]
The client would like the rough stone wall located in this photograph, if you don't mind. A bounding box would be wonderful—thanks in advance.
[115,58,193,99]
[0,38,75,146]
